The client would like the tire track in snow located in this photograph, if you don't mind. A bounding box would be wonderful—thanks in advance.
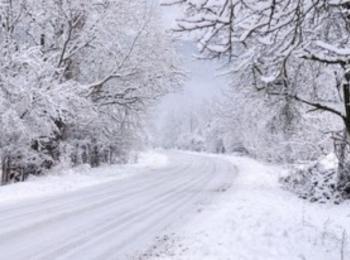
[35,159,215,260]
[0,158,194,228]
[0,152,235,260]
[0,154,193,221]
[0,157,197,245]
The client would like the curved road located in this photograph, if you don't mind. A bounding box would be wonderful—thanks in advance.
[0,151,235,260]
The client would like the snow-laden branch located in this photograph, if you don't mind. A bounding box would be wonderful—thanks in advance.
[315,41,350,56]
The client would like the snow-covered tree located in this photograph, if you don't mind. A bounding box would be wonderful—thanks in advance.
[0,0,182,184]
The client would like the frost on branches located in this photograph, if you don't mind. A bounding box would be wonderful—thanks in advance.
[166,0,350,199]
[0,0,182,184]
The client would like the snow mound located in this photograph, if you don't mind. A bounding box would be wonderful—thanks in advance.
[280,153,343,204]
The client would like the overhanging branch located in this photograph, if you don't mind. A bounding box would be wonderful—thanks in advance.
[270,92,345,120]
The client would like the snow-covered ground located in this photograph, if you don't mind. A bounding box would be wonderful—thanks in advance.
[145,154,350,260]
[0,150,168,205]
[0,151,349,260]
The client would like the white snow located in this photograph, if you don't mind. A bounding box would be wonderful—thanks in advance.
[0,150,168,205]
[134,150,169,169]
[315,40,350,56]
[148,154,350,260]
[261,74,278,84]
[318,152,339,171]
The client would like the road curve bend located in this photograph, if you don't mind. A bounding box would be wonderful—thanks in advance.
[0,151,236,260]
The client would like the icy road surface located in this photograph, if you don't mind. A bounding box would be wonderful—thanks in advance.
[0,151,235,260]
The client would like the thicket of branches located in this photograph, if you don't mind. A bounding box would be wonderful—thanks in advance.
[0,0,182,184]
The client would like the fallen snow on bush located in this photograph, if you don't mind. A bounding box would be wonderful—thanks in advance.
[281,153,343,203]
[0,150,168,205]
[144,154,350,260]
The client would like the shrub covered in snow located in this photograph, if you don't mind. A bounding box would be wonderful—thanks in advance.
[280,154,350,204]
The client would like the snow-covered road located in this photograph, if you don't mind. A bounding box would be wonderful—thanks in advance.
[0,151,235,260]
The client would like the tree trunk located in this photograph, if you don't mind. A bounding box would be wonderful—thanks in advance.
[337,68,350,198]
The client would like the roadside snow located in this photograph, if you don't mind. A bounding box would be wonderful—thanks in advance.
[0,150,168,205]
[146,154,350,260]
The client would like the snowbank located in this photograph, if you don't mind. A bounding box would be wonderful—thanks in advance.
[145,154,350,260]
[0,150,168,205]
